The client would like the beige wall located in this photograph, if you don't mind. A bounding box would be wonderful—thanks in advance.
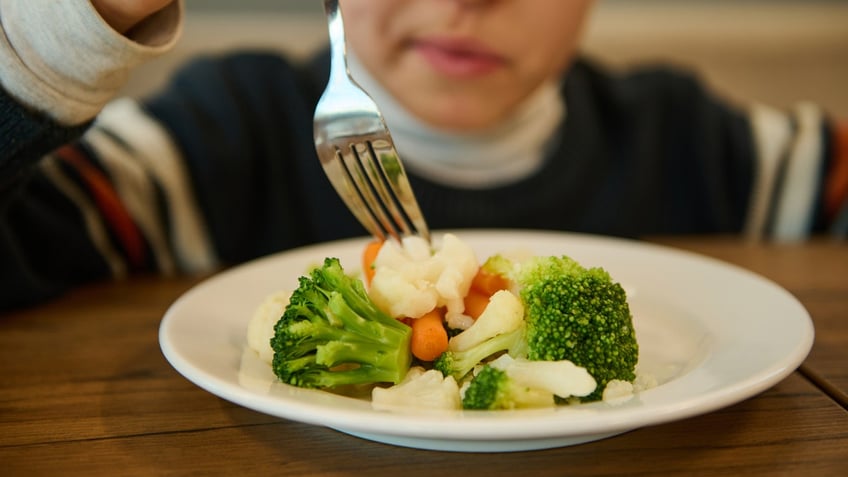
[123,2,848,118]
[582,2,848,118]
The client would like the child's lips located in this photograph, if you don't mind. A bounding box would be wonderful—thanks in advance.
[413,37,505,77]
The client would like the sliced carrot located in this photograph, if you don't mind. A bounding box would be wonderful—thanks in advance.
[409,308,449,362]
[361,239,383,285]
[463,289,491,320]
[470,268,510,296]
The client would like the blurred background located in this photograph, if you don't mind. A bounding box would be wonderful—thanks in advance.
[122,0,848,118]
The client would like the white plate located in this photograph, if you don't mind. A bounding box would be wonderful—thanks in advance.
[159,230,814,452]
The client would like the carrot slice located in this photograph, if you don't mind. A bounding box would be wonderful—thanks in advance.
[409,309,449,362]
[361,239,383,285]
[463,289,491,320]
[470,268,510,296]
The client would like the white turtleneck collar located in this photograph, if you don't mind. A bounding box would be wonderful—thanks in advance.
[346,53,566,189]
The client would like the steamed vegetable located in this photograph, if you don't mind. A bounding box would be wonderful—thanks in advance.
[270,257,412,388]
[482,254,639,401]
[253,233,645,410]
[462,355,596,410]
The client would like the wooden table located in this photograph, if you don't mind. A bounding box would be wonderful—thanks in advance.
[1,237,846,476]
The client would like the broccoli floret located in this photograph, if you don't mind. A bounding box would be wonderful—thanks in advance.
[482,254,639,401]
[433,325,526,381]
[271,257,413,389]
[461,365,551,410]
[461,355,596,410]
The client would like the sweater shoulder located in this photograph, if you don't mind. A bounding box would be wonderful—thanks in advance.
[567,57,740,115]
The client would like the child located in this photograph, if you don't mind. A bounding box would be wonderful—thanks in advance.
[1,0,845,310]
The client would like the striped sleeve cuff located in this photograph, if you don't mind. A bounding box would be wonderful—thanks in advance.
[0,0,182,125]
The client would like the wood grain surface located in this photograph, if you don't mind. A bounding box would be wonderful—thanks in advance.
[1,237,846,476]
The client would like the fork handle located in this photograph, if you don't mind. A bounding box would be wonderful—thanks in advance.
[323,0,350,84]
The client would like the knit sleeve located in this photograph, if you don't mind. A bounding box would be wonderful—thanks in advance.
[0,86,90,194]
[1,0,184,183]
[0,94,223,311]
[0,1,190,310]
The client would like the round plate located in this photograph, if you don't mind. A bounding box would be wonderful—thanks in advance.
[159,230,813,452]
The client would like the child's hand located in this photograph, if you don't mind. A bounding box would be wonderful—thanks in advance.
[91,0,175,34]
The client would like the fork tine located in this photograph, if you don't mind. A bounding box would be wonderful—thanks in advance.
[323,139,430,244]
[369,139,430,242]
[320,149,387,241]
[338,144,403,241]
[355,142,416,238]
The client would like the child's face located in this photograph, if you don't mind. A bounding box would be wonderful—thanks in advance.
[341,0,595,132]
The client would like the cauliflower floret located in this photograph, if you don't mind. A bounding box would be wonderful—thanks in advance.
[369,233,478,319]
[368,265,440,318]
[445,305,476,331]
[489,354,597,399]
[448,290,524,352]
[602,379,635,405]
[633,371,659,393]
[371,366,461,411]
[246,290,291,364]
[602,371,657,406]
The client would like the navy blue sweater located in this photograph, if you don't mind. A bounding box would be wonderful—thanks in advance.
[0,51,834,309]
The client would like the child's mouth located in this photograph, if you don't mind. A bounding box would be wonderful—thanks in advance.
[413,38,505,78]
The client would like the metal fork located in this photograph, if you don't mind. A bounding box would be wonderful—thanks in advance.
[313,0,430,243]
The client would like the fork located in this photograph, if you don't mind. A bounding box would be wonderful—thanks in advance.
[313,0,430,243]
